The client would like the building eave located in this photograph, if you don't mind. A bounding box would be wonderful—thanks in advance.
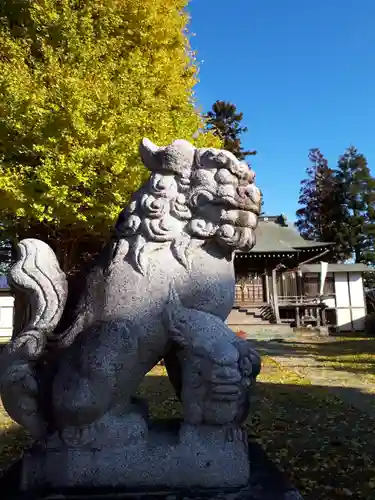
[300,263,374,273]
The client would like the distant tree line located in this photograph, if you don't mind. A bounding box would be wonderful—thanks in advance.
[296,147,375,267]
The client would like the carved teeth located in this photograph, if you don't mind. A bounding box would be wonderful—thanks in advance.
[211,384,240,395]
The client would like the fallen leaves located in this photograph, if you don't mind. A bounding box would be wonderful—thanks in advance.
[281,337,375,387]
[0,401,31,472]
[249,356,375,500]
[235,330,247,339]
[0,356,374,499]
[141,358,375,499]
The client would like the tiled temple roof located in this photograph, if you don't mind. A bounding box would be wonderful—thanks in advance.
[238,215,332,254]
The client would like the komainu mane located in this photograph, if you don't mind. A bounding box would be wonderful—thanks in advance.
[0,138,262,491]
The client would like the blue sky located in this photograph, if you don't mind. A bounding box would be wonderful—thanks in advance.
[188,0,375,222]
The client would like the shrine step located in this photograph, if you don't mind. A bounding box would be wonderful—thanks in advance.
[230,305,277,324]
[228,324,297,341]
[227,309,275,325]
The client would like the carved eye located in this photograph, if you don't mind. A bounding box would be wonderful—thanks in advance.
[215,168,238,186]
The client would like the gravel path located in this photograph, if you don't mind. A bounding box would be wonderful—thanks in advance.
[248,337,375,418]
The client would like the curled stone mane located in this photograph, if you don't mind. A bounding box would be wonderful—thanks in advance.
[114,139,261,275]
[114,139,196,274]
[188,147,260,253]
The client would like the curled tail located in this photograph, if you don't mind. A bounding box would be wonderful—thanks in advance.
[8,238,68,355]
[0,239,68,438]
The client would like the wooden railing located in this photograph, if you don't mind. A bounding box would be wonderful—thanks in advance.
[234,273,336,328]
[278,294,335,305]
[277,300,329,327]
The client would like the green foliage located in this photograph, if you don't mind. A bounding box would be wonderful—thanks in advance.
[0,0,220,269]
[204,100,255,161]
[363,271,375,292]
[364,312,375,336]
[296,148,348,260]
[296,146,375,263]
[335,147,375,264]
[0,239,11,274]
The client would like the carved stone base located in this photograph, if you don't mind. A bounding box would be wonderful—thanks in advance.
[20,419,250,491]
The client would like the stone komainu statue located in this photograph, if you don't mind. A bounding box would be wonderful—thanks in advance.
[0,138,262,490]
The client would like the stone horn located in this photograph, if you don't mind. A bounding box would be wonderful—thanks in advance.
[139,138,161,171]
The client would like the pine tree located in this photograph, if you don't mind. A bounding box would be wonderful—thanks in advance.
[0,0,220,273]
[335,147,375,263]
[296,148,350,260]
[204,100,256,160]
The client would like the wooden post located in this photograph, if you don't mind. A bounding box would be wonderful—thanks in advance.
[296,305,300,328]
[322,307,327,327]
[264,268,270,303]
[316,306,321,327]
[271,267,281,324]
[296,270,304,302]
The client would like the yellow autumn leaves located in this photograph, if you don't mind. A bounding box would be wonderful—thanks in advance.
[0,0,220,239]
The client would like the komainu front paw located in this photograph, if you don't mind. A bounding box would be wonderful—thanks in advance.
[1,362,38,416]
[2,362,38,393]
[226,426,247,444]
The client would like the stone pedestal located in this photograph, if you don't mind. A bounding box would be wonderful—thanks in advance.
[19,419,250,491]
[1,437,303,500]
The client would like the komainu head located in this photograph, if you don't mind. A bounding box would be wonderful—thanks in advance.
[114,139,261,273]
[189,147,261,252]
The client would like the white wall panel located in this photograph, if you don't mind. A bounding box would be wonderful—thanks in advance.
[348,273,365,308]
[334,273,350,308]
[0,295,14,340]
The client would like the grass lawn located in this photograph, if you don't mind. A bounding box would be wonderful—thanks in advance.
[249,356,375,500]
[298,336,375,387]
[1,357,375,499]
[0,404,31,473]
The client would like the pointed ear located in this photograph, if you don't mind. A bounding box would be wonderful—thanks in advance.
[139,138,161,171]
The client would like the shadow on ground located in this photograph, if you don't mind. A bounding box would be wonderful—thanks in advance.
[0,425,30,472]
[142,372,375,500]
[1,371,375,499]
[250,337,375,379]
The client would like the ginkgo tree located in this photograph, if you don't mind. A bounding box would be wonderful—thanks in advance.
[0,0,219,272]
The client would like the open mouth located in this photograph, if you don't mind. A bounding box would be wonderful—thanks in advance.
[190,189,260,224]
[220,207,259,229]
[220,196,260,216]
[203,195,259,213]
[216,223,256,251]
